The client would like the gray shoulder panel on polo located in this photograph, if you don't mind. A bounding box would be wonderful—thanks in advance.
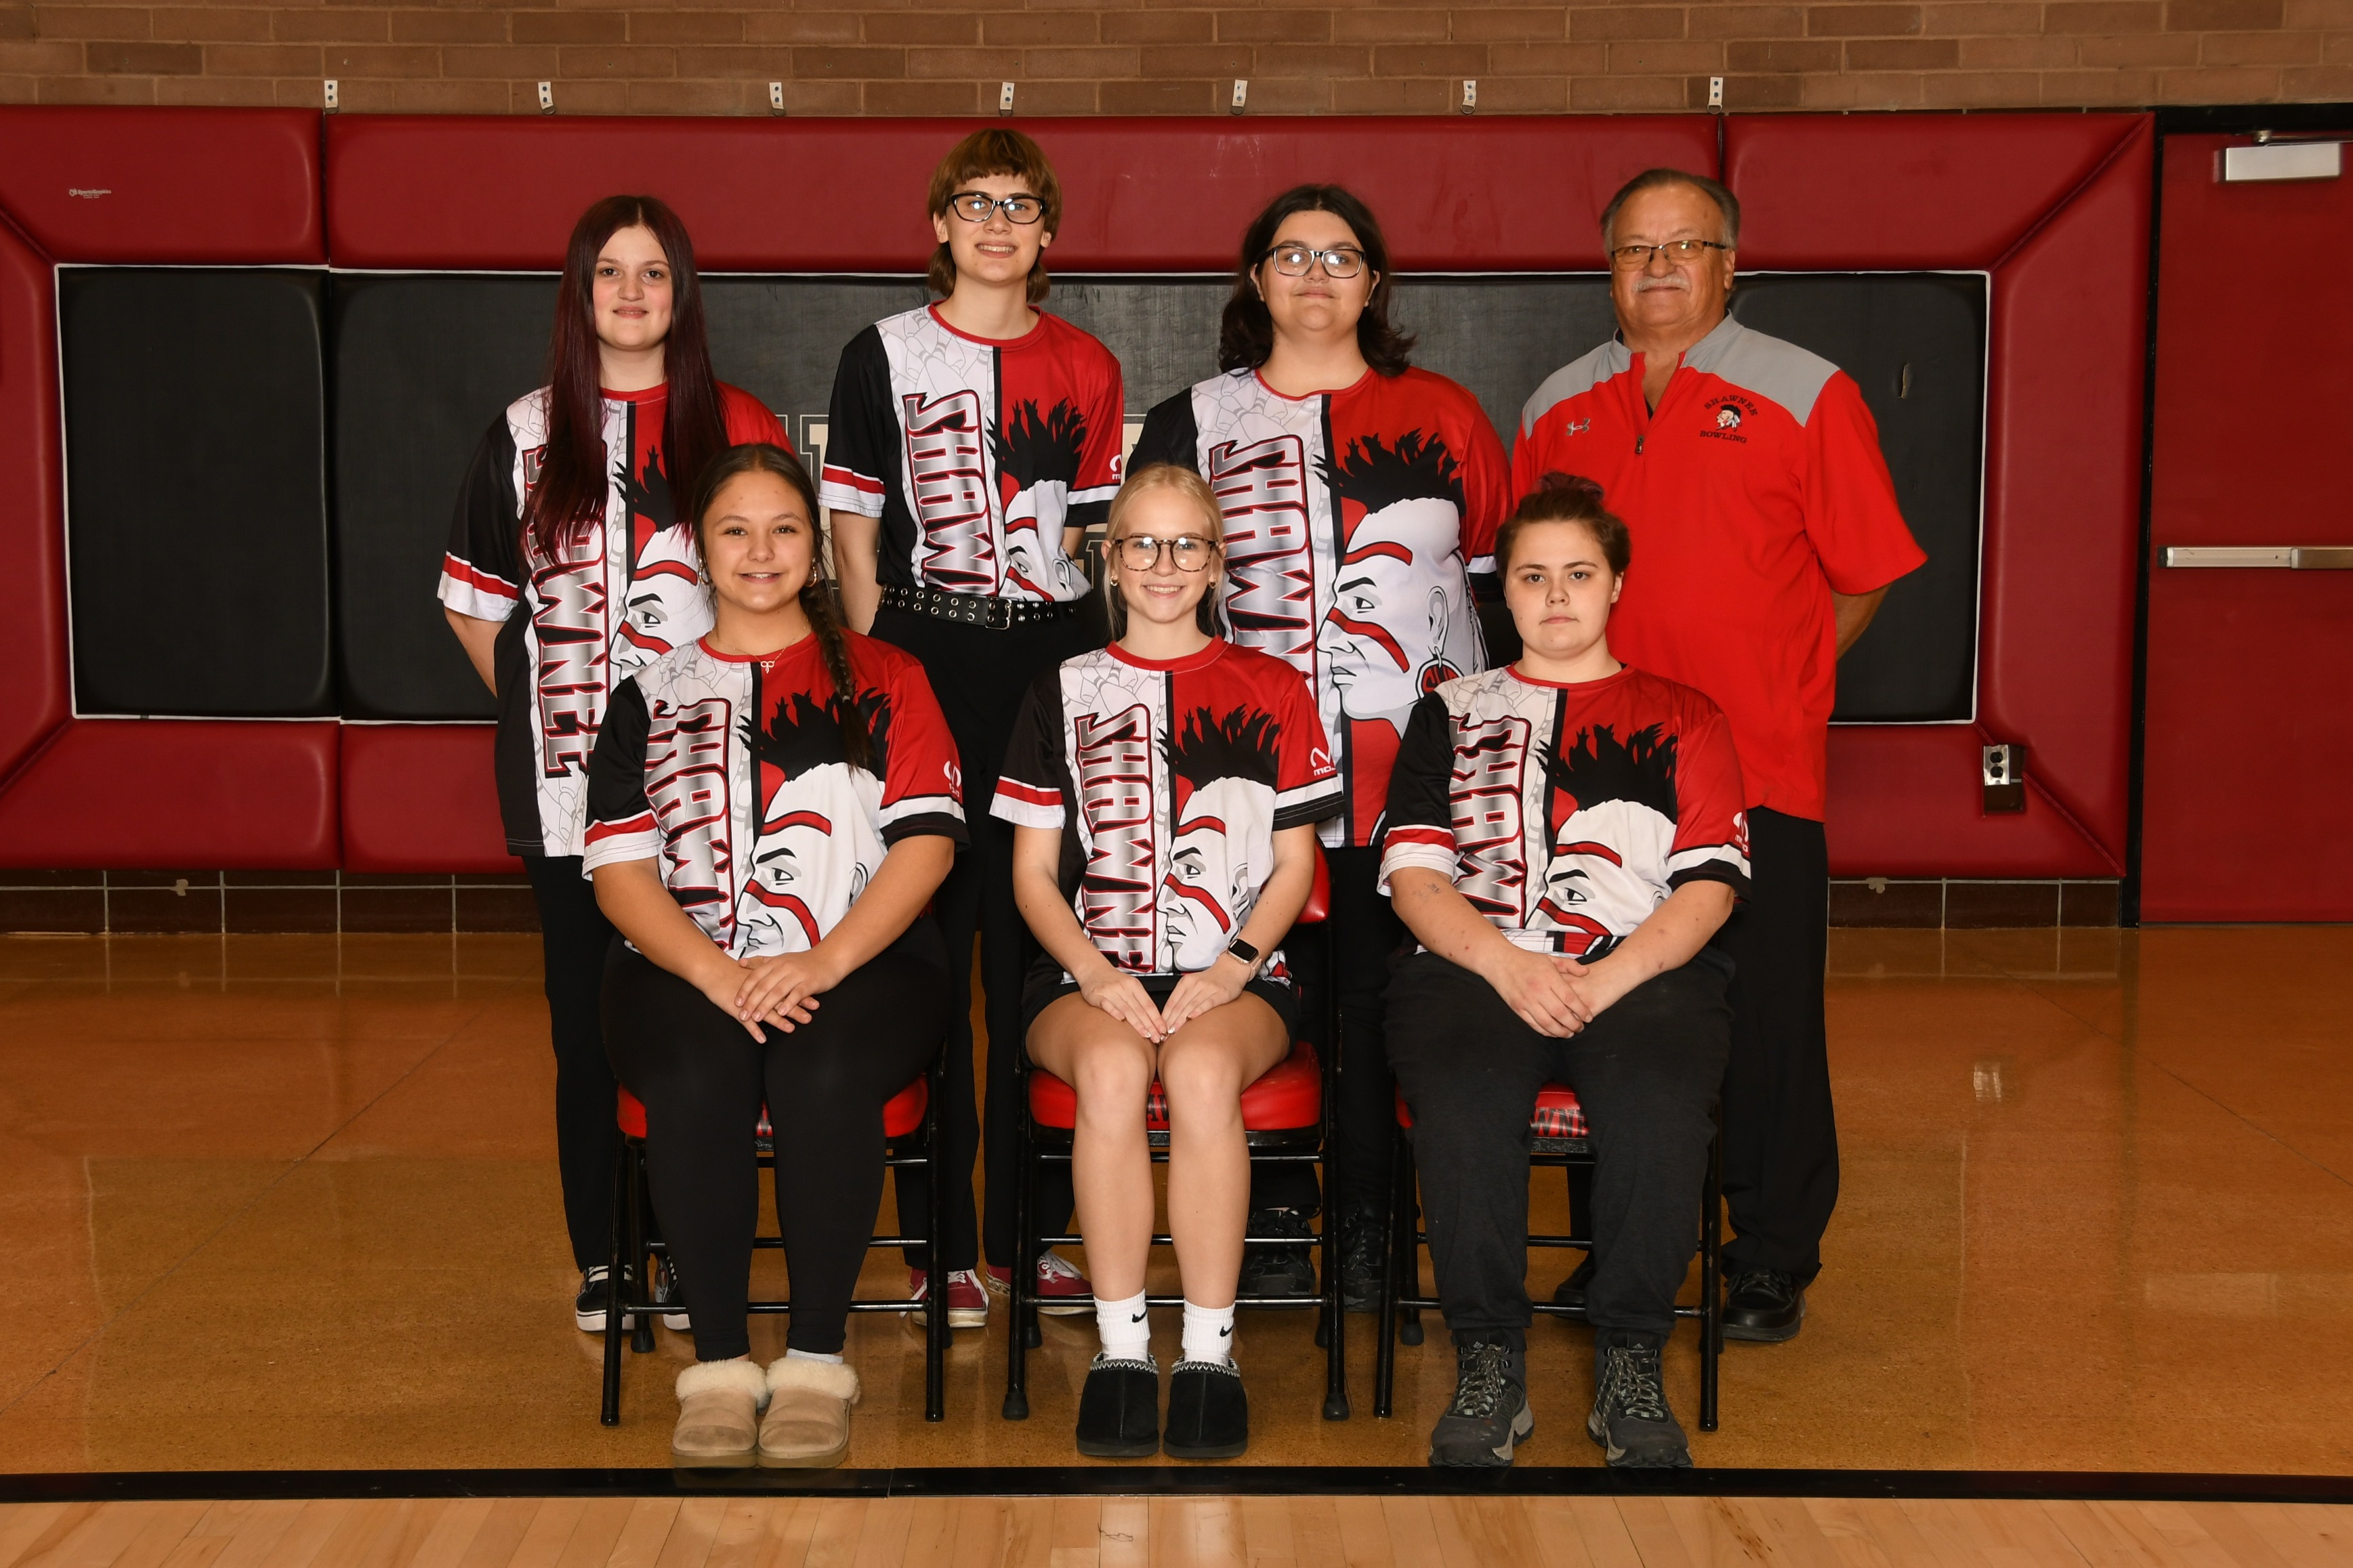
[1520,340,1631,437]
[1687,316,1839,426]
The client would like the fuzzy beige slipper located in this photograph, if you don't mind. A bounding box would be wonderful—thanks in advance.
[671,1357,766,1468]
[758,1356,860,1468]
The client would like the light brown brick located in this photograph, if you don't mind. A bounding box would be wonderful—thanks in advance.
[1103,10,1209,41]
[2039,62,2163,93]
[1449,7,1566,39]
[775,77,859,111]
[2166,0,2283,25]
[1001,77,1096,110]
[168,70,286,100]
[1099,74,1213,109]
[2281,58,2353,86]
[1335,9,1446,39]
[438,43,558,76]
[790,43,904,75]
[159,4,267,41]
[1330,72,1449,108]
[671,42,789,72]
[1799,64,1925,99]
[1689,5,1805,38]
[44,70,157,98]
[1216,8,1330,41]
[864,10,976,42]
[390,10,503,43]
[272,9,387,41]
[2046,1,2164,30]
[1915,66,2041,101]
[1713,68,1806,102]
[37,7,151,40]
[0,4,33,37]
[1805,3,1921,33]
[2202,24,2318,55]
[2283,0,2353,25]
[1568,6,1687,39]
[743,12,857,43]
[904,41,1012,72]
[1961,34,2081,65]
[515,11,625,43]
[983,12,1098,45]
[1921,2,2040,31]
[1231,72,1326,108]
[1727,36,1842,67]
[1485,39,1606,70]
[1020,41,1137,72]
[1844,33,1957,63]
[1465,70,1566,105]
[1372,39,1482,70]
[628,12,743,43]
[322,40,434,71]
[2079,30,2200,59]
[0,37,83,68]
[1140,40,1249,71]
[543,78,626,109]
[1568,68,1684,104]
[86,37,199,66]
[558,41,671,72]
[1607,37,1722,68]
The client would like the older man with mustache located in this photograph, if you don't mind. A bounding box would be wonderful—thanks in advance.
[1509,169,1924,1344]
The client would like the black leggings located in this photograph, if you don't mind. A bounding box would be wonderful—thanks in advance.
[525,855,619,1272]
[602,925,952,1361]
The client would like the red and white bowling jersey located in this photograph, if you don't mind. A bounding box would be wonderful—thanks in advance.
[819,305,1123,603]
[582,630,965,961]
[1379,664,1749,960]
[992,639,1341,980]
[437,382,789,857]
[1131,366,1512,849]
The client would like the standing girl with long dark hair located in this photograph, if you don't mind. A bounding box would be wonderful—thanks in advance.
[438,194,790,1331]
[1129,184,1514,1311]
[587,442,962,1468]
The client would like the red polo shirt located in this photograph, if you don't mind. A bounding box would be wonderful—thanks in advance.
[1511,315,1925,822]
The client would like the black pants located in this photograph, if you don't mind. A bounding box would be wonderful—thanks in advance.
[869,606,1098,1271]
[601,927,951,1361]
[525,855,619,1273]
[1717,807,1835,1285]
[1387,949,1731,1342]
[1252,845,1406,1223]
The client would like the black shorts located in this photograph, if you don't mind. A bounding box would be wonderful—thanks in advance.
[1020,964,1300,1043]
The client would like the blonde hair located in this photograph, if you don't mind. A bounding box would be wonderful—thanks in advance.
[1103,464,1226,639]
[926,128,1063,305]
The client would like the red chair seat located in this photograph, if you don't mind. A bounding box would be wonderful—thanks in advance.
[1395,1082,1588,1139]
[1028,1040,1321,1132]
[617,1078,929,1142]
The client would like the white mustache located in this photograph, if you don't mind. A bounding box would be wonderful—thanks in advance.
[1636,274,1691,293]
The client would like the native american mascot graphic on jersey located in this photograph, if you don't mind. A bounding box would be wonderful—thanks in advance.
[1157,706,1284,973]
[741,687,894,954]
[1538,722,1682,960]
[995,400,1089,601]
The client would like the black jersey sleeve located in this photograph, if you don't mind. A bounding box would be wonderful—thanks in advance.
[581,677,659,872]
[816,324,896,519]
[989,666,1070,830]
[1129,389,1203,476]
[438,412,523,621]
[1376,694,1461,892]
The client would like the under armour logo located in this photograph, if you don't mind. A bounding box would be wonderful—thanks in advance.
[1565,419,1591,436]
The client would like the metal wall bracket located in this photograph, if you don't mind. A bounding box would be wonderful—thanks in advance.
[999,81,1016,116]
[537,81,555,114]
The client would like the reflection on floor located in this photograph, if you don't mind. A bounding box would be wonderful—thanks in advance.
[0,927,2349,1475]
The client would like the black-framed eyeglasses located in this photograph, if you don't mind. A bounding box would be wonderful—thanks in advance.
[1260,244,1367,279]
[946,190,1046,226]
[1110,534,1219,573]
[1609,239,1731,270]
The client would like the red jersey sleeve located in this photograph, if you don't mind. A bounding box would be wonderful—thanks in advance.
[1069,345,1126,529]
[1454,394,1513,576]
[1664,697,1751,899]
[1269,660,1343,830]
[1802,372,1926,597]
[718,384,793,452]
[870,641,967,847]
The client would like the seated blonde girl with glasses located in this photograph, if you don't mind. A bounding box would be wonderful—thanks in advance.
[993,465,1341,1460]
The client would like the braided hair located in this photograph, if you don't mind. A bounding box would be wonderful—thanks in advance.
[689,442,874,772]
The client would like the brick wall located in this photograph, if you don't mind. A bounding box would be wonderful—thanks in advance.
[1,0,2345,113]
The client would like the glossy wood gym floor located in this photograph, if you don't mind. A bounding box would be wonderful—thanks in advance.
[1,926,2350,1477]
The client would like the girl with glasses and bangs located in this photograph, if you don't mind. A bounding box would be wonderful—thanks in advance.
[818,127,1128,1333]
[436,194,791,1336]
[1129,183,1515,1314]
[994,465,1341,1460]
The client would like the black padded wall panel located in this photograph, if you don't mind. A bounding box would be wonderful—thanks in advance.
[62,268,330,717]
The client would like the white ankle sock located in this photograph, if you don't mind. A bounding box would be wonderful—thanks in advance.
[785,1348,844,1365]
[1181,1300,1236,1365]
[1095,1290,1150,1361]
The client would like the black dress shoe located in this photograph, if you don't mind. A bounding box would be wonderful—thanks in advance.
[1722,1269,1806,1342]
[1075,1354,1160,1458]
[1163,1359,1249,1459]
[1549,1253,1596,1320]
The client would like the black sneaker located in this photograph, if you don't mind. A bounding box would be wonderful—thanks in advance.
[1426,1336,1532,1467]
[1337,1204,1384,1314]
[575,1266,633,1333]
[1549,1253,1596,1321]
[1236,1208,1317,1298]
[1587,1332,1690,1468]
[1075,1353,1160,1458]
[653,1254,689,1331]
[1163,1359,1249,1459]
[1723,1269,1806,1342]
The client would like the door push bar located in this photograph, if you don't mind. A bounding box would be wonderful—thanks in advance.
[2161,546,2353,570]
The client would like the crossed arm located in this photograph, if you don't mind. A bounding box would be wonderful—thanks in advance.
[1387,868,1734,1039]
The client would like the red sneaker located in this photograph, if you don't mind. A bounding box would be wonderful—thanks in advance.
[985,1252,1095,1316]
[908,1267,988,1329]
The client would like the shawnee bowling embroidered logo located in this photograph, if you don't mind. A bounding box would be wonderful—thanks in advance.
[1700,394,1755,443]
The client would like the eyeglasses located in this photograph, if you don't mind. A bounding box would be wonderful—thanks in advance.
[1609,239,1731,270]
[1110,534,1219,573]
[946,191,1046,226]
[1261,245,1367,279]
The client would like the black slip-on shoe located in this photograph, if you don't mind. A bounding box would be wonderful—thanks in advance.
[1337,1206,1384,1314]
[1163,1359,1249,1459]
[1426,1338,1533,1467]
[1587,1333,1690,1468]
[1722,1269,1806,1342]
[1075,1354,1160,1458]
[1549,1253,1596,1321]
[1237,1209,1318,1299]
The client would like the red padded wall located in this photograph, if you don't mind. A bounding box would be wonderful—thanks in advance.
[0,108,322,264]
[0,217,67,786]
[326,114,1718,272]
[341,725,518,875]
[0,721,337,870]
[1728,112,2151,878]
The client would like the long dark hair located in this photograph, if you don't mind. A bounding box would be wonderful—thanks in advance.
[1217,184,1416,377]
[524,194,728,563]
[690,443,873,772]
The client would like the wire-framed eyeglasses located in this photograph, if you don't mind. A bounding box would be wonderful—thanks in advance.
[1260,244,1368,279]
[1110,534,1220,573]
[946,191,1047,226]
[1609,239,1731,270]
